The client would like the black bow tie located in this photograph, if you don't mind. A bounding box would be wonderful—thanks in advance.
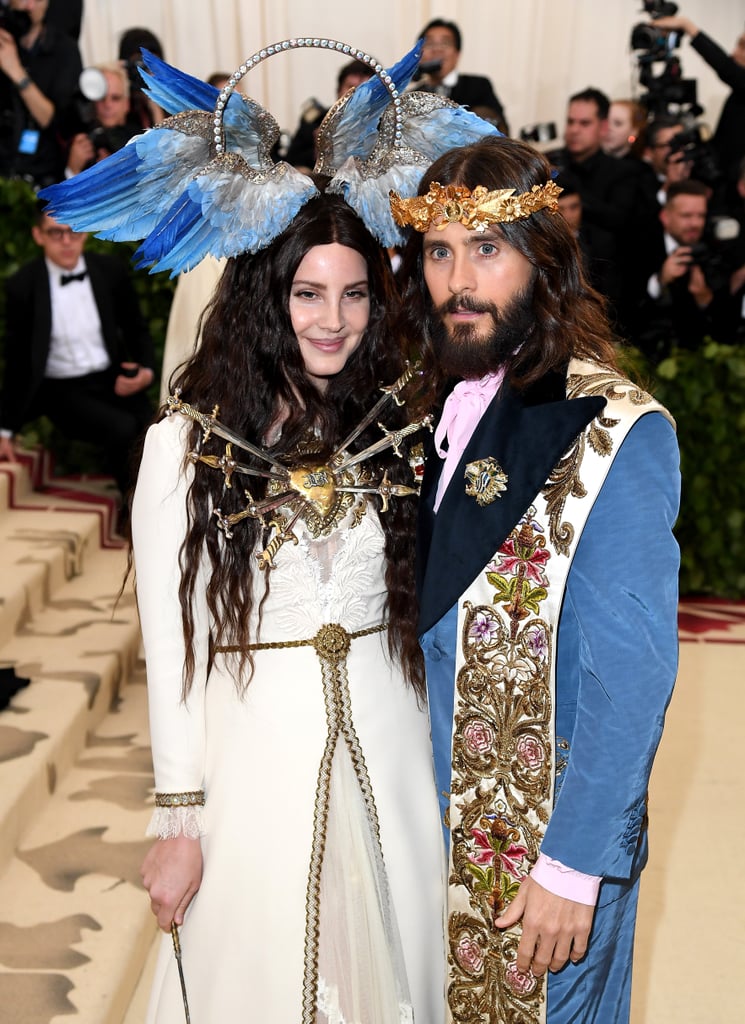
[60,271,87,285]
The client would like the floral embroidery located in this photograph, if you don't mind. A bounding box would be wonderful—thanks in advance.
[454,934,485,976]
[505,962,538,997]
[486,508,549,636]
[447,508,553,1023]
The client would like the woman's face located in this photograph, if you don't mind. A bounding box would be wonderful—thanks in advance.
[604,103,634,155]
[289,243,370,391]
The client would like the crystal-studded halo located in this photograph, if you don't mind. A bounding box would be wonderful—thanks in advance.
[212,38,404,159]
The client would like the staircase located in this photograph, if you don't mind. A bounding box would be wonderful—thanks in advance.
[0,453,158,1024]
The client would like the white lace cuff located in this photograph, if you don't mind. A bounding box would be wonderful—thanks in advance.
[146,803,207,839]
[146,790,206,839]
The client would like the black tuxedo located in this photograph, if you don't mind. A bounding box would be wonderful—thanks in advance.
[416,73,508,134]
[1,251,155,494]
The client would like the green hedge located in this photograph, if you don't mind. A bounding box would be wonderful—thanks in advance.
[645,342,745,599]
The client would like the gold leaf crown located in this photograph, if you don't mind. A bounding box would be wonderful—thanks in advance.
[389,180,563,233]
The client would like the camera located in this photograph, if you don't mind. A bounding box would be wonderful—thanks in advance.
[0,6,30,41]
[412,59,443,83]
[520,122,557,145]
[689,217,741,293]
[668,124,721,187]
[641,0,679,16]
[630,0,701,116]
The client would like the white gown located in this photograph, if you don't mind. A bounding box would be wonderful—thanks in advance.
[131,414,446,1023]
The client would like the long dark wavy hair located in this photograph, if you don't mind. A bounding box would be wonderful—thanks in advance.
[397,136,620,411]
[167,185,424,698]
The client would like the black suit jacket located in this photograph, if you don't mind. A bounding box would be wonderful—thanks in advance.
[417,371,604,635]
[416,73,508,134]
[1,252,155,433]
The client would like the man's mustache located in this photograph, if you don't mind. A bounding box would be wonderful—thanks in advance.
[435,294,499,318]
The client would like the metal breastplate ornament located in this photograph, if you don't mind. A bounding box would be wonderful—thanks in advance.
[166,365,432,570]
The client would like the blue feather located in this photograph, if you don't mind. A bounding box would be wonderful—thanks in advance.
[321,40,424,167]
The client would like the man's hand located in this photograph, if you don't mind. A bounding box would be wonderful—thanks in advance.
[141,834,203,932]
[0,28,24,82]
[0,435,17,462]
[729,263,745,296]
[651,15,699,38]
[114,363,154,396]
[66,133,95,176]
[495,875,595,976]
[687,263,713,308]
[659,245,693,287]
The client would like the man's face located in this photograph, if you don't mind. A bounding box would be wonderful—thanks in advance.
[94,70,130,128]
[558,193,583,233]
[422,220,535,378]
[32,213,87,270]
[564,100,605,162]
[421,27,460,81]
[645,124,683,176]
[10,0,47,26]
[732,31,745,68]
[660,194,707,246]
[337,71,371,98]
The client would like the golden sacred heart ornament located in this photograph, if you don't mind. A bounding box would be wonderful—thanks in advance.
[289,464,337,517]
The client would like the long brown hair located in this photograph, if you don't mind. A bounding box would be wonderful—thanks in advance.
[397,137,620,410]
[168,186,424,697]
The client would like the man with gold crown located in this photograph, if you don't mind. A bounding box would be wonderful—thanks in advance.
[392,136,680,1023]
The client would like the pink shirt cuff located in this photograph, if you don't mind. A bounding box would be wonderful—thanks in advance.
[530,853,601,906]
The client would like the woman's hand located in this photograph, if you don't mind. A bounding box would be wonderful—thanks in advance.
[141,834,203,931]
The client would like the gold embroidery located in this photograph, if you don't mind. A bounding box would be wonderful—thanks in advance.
[464,457,508,506]
[447,557,553,1022]
[544,368,657,555]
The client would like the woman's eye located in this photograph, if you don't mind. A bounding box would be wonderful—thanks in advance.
[345,289,369,299]
[294,290,317,300]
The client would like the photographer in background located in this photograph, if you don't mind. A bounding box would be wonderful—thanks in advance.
[0,0,82,187]
[64,62,139,176]
[651,13,745,207]
[637,179,738,360]
[117,26,165,131]
[413,18,509,134]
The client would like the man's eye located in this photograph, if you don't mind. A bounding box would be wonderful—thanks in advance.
[479,243,497,255]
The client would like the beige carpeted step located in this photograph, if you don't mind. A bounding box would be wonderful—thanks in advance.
[0,667,157,1024]
[0,457,158,1022]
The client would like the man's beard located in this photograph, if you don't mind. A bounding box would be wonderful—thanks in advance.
[428,284,536,380]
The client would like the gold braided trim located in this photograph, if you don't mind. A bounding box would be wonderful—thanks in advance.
[215,621,387,662]
[389,180,562,233]
[154,790,205,808]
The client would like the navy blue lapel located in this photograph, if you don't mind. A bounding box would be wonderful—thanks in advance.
[417,372,605,635]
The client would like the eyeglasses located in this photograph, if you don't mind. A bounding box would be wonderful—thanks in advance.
[41,227,83,240]
[422,37,457,51]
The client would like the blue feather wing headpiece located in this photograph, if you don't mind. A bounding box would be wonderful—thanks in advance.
[40,38,502,274]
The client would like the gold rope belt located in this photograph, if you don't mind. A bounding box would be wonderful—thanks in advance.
[214,621,387,665]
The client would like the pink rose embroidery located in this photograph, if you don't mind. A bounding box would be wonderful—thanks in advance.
[516,734,545,770]
[505,961,537,996]
[463,719,495,757]
[455,935,484,975]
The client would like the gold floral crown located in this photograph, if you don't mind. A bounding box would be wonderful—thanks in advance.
[389,180,562,233]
